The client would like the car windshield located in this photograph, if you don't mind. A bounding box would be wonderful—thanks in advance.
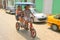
[30,8,37,14]
[54,14,60,19]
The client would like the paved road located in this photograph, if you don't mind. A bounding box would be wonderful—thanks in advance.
[0,9,60,40]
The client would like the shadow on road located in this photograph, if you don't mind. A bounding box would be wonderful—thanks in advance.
[48,28,60,33]
[6,12,15,15]
[17,29,40,40]
[33,22,46,25]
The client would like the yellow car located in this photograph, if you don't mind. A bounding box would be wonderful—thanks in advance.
[47,14,60,31]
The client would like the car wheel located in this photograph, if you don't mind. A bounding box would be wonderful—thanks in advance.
[10,13,12,15]
[30,17,34,23]
[51,24,58,31]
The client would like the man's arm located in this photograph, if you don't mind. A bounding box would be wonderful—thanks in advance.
[23,10,27,17]
[30,10,35,17]
[16,10,18,15]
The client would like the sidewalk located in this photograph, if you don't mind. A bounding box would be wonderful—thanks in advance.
[0,9,6,14]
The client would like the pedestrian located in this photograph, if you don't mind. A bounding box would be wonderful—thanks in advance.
[16,6,22,21]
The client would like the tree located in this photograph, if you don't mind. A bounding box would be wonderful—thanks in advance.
[25,0,27,2]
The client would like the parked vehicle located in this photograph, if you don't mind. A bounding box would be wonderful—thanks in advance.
[47,14,60,31]
[6,6,16,14]
[30,8,47,22]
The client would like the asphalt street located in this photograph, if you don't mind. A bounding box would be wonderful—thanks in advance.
[0,9,60,40]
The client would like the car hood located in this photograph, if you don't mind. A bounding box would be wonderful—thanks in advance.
[7,6,15,10]
[34,13,47,18]
[48,15,55,19]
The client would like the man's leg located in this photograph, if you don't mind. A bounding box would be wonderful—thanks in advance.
[16,15,18,21]
[29,18,33,30]
[24,17,29,30]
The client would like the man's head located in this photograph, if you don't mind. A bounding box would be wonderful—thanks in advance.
[25,5,30,10]
[17,5,22,10]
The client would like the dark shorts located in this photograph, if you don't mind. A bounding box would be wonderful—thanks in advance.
[16,15,20,21]
[16,15,24,21]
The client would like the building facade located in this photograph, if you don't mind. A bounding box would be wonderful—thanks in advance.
[35,0,60,15]
[0,0,3,8]
[0,0,7,9]
[52,0,60,14]
[43,0,60,15]
[1,0,60,14]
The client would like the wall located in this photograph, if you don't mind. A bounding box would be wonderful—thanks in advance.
[52,0,60,14]
[43,0,53,14]
[35,0,43,12]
